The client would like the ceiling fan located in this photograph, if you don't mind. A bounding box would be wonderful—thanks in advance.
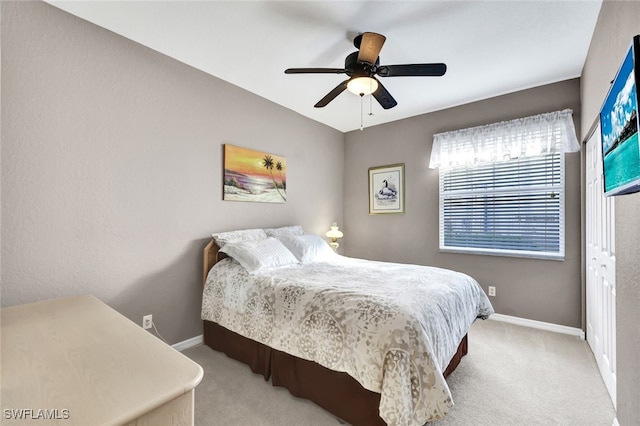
[284,32,447,109]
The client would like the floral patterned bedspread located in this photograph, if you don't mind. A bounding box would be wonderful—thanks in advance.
[201,256,494,425]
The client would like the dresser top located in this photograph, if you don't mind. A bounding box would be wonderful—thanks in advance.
[1,295,203,425]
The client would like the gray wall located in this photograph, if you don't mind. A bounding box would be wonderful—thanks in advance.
[344,79,582,328]
[0,1,343,344]
[581,1,640,424]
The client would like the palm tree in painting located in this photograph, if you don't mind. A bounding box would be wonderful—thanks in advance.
[276,161,286,190]
[262,154,286,201]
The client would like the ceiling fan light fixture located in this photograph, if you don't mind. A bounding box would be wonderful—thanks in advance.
[347,76,378,96]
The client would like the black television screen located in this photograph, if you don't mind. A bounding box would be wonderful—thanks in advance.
[599,35,640,196]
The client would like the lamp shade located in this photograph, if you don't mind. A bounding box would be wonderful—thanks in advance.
[326,222,344,239]
[347,77,378,96]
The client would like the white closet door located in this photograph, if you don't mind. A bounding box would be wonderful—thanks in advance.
[585,124,616,407]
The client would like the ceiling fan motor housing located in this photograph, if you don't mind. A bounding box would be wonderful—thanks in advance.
[345,51,378,77]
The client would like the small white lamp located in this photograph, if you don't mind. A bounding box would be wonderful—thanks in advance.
[326,222,344,252]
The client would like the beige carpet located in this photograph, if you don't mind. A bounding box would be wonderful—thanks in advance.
[183,319,616,425]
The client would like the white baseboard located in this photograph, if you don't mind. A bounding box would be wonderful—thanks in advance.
[489,313,585,339]
[612,418,619,426]
[171,334,203,352]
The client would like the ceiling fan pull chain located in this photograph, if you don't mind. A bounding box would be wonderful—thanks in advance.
[369,79,375,116]
[360,94,364,131]
[369,93,374,116]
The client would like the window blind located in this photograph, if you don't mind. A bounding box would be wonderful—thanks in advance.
[439,153,564,259]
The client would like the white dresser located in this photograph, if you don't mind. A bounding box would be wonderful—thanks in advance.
[1,295,203,425]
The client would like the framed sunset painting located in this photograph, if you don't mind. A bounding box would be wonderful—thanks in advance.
[223,144,287,203]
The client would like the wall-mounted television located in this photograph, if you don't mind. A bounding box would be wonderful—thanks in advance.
[599,35,640,196]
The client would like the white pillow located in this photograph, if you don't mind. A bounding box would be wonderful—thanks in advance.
[264,225,304,238]
[277,234,337,263]
[212,228,267,248]
[219,237,299,273]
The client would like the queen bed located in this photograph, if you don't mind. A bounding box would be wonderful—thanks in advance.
[201,227,493,425]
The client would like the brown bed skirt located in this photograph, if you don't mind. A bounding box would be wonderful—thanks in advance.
[203,320,468,426]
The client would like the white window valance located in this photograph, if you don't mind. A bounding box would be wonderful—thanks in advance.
[429,109,580,169]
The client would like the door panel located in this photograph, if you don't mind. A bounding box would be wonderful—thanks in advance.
[585,124,616,406]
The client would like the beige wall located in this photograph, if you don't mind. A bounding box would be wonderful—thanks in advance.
[581,1,640,424]
[344,79,582,328]
[0,1,344,344]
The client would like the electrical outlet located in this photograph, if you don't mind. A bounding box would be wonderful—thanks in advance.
[142,314,153,330]
[488,286,496,297]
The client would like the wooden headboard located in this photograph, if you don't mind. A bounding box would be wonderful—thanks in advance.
[203,239,227,286]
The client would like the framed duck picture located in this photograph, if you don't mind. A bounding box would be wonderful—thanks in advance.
[368,163,405,214]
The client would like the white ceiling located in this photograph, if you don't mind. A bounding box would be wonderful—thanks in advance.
[46,0,602,133]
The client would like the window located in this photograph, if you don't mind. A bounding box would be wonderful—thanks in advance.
[430,110,579,260]
[439,153,564,259]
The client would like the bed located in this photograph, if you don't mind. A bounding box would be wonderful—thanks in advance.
[201,229,493,425]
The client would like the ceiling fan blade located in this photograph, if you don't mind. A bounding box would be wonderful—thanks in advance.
[377,63,447,77]
[285,68,347,74]
[314,80,349,108]
[372,79,397,109]
[357,32,386,65]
